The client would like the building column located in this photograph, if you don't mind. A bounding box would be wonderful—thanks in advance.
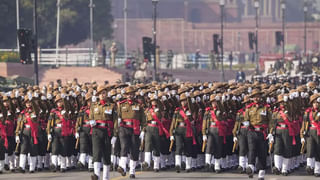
[244,0,248,17]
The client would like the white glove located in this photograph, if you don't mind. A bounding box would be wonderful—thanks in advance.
[111,136,117,145]
[203,135,207,142]
[170,136,174,141]
[48,134,52,141]
[267,134,274,143]
[185,92,190,97]
[15,136,20,143]
[89,120,96,127]
[162,96,167,101]
[139,131,145,140]
[301,138,305,144]
[233,137,238,143]
[75,132,80,139]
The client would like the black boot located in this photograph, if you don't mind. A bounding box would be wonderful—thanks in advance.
[117,166,126,176]
[129,174,136,179]
[175,165,181,173]
[272,167,281,175]
[246,167,254,178]
[91,174,99,180]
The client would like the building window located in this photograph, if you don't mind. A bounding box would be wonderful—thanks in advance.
[189,8,201,23]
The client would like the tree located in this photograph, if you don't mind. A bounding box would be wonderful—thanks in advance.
[0,0,113,48]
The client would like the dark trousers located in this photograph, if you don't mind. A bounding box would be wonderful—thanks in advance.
[20,128,39,156]
[51,128,68,157]
[0,137,5,160]
[119,127,140,161]
[37,129,47,156]
[238,128,249,156]
[205,127,223,159]
[79,126,92,155]
[174,127,192,157]
[112,138,121,157]
[247,130,267,171]
[160,135,170,155]
[145,126,161,156]
[92,127,111,165]
[306,129,320,161]
[274,129,293,158]
[6,136,15,156]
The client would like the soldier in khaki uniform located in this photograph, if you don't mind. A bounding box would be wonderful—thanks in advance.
[116,86,144,179]
[300,93,320,177]
[47,94,73,172]
[142,94,169,172]
[75,93,93,170]
[16,95,40,173]
[170,93,196,173]
[232,95,251,173]
[2,95,16,172]
[89,85,116,180]
[202,94,226,173]
[244,89,273,180]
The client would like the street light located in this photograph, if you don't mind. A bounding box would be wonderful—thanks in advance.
[220,0,225,82]
[254,0,259,74]
[281,0,286,63]
[304,0,308,59]
[89,0,95,66]
[152,0,159,81]
[33,0,39,85]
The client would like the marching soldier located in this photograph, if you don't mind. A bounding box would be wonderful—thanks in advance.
[170,93,196,173]
[244,89,273,180]
[301,93,320,177]
[16,95,40,173]
[116,86,145,179]
[271,94,299,175]
[202,93,227,173]
[47,94,73,172]
[142,93,169,172]
[75,92,93,170]
[232,95,251,173]
[89,85,116,180]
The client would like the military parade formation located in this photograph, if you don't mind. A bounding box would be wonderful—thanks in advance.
[0,78,320,180]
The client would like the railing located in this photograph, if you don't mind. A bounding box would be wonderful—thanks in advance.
[0,48,240,70]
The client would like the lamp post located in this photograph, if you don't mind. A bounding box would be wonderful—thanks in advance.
[16,0,20,51]
[55,0,61,67]
[33,0,39,85]
[124,0,128,63]
[152,0,159,81]
[254,0,259,74]
[89,0,95,65]
[281,0,286,63]
[304,0,308,59]
[220,0,225,82]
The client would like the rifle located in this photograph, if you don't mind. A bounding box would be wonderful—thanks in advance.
[15,119,25,153]
[47,113,55,151]
[232,140,238,153]
[75,110,84,150]
[300,121,309,154]
[202,114,209,153]
[169,139,174,152]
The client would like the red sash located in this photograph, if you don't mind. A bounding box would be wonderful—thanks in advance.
[5,120,14,137]
[121,119,141,135]
[55,110,72,136]
[179,109,196,145]
[25,112,38,144]
[309,111,320,136]
[149,108,170,138]
[210,110,227,144]
[279,111,297,145]
[0,122,8,149]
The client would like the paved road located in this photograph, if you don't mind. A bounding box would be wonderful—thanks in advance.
[0,168,316,180]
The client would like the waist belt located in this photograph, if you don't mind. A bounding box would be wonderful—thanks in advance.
[55,123,62,128]
[277,123,288,129]
[241,121,250,127]
[149,121,157,125]
[25,124,31,128]
[178,122,186,127]
[124,121,133,126]
[210,122,216,126]
[96,123,107,127]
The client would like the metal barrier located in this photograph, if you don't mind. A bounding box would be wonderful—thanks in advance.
[0,48,238,69]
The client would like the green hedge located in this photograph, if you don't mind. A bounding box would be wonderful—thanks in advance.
[0,51,20,63]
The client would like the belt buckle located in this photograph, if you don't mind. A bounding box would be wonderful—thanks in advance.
[254,127,261,131]
[126,122,132,126]
[25,125,31,128]
[211,122,216,126]
[99,123,106,127]
[280,124,286,128]
[151,121,157,125]
[56,124,62,128]
[179,122,185,126]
